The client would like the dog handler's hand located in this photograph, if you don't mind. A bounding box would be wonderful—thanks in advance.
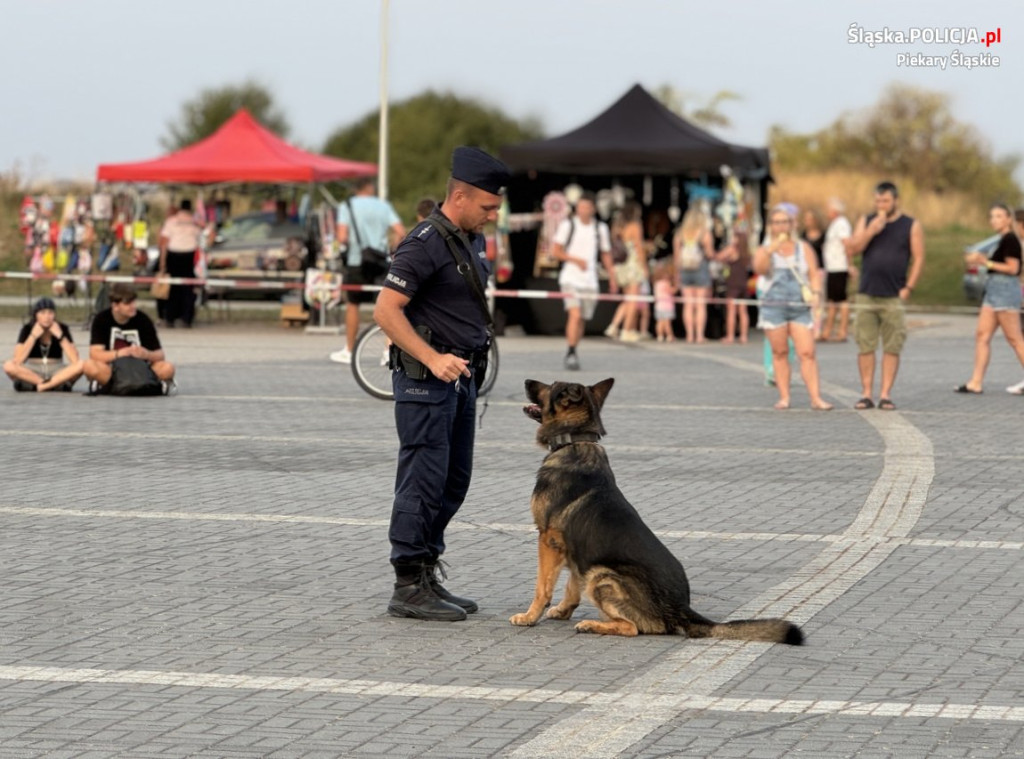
[429,353,470,382]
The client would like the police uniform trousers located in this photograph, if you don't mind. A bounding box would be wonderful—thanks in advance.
[389,368,478,568]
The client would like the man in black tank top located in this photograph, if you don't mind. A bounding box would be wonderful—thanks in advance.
[846,182,925,410]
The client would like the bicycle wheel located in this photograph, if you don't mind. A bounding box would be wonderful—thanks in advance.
[351,324,394,400]
[477,339,499,397]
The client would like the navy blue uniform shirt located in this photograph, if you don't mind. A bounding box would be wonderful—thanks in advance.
[382,209,490,351]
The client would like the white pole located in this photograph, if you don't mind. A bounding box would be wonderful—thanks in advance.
[378,0,390,200]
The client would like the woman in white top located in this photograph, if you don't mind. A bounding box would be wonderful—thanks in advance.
[158,199,205,328]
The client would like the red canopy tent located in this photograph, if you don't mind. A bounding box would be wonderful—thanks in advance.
[96,109,376,184]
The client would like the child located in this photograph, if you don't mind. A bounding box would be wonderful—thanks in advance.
[653,260,677,342]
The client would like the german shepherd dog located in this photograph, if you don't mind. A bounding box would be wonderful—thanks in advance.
[510,378,803,645]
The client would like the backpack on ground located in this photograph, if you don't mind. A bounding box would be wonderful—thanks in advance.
[107,357,163,396]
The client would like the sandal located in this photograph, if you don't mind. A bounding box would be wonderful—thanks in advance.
[953,384,982,394]
[811,401,834,411]
[877,398,897,410]
[773,399,790,410]
[854,397,874,410]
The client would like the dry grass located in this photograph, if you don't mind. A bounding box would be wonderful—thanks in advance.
[0,170,25,265]
[769,170,988,229]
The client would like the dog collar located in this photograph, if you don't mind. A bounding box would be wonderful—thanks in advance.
[548,432,601,451]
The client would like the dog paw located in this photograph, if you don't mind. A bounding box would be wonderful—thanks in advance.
[546,605,576,620]
[509,613,538,627]
[574,620,597,634]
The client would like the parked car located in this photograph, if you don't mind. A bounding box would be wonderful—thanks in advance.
[962,233,1002,303]
[206,212,309,274]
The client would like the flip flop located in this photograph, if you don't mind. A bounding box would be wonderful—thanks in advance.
[878,399,897,410]
[953,384,983,394]
[854,397,874,410]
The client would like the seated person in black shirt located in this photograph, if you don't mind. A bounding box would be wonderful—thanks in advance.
[4,297,84,392]
[83,283,176,393]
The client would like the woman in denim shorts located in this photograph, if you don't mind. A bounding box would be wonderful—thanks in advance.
[955,204,1024,394]
[674,209,714,343]
[752,205,832,410]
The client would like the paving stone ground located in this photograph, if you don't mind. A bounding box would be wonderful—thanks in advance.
[1,309,1023,758]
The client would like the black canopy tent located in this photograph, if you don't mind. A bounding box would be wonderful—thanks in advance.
[502,83,770,179]
[498,84,771,335]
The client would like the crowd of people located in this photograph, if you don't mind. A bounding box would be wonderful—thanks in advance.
[10,178,1024,412]
[542,184,862,386]
[542,180,1024,410]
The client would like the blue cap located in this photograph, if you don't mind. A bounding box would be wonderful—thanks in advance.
[451,146,510,196]
[32,297,56,315]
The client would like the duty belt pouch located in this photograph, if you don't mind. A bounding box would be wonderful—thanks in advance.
[472,351,488,392]
[397,325,431,380]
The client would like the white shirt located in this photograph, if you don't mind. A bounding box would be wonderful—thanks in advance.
[554,217,611,289]
[823,215,852,272]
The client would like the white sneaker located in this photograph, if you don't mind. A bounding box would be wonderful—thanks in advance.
[603,325,619,339]
[619,330,640,342]
[329,349,351,365]
[1006,378,1024,395]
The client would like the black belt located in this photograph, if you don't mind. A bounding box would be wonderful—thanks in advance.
[388,341,489,375]
[431,342,488,366]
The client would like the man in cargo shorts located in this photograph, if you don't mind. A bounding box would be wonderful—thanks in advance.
[846,181,925,410]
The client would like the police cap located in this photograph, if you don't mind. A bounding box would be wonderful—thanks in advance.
[451,146,510,196]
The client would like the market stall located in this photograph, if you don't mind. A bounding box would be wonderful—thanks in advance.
[95,109,377,323]
[499,84,771,335]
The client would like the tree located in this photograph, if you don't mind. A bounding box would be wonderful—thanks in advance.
[161,80,290,151]
[652,84,741,130]
[323,91,543,220]
[770,84,1021,203]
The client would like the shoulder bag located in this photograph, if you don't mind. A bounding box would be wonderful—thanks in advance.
[346,199,390,282]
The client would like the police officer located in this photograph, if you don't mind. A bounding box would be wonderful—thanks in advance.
[374,146,510,621]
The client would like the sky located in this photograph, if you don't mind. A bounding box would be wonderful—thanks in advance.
[2,0,1020,185]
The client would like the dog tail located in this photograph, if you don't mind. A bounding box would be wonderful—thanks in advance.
[679,613,804,646]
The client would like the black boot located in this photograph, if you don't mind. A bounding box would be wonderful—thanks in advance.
[424,560,478,614]
[387,565,467,621]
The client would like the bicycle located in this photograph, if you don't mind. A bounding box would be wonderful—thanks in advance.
[351,323,499,400]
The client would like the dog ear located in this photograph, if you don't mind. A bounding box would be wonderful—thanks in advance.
[589,378,614,409]
[524,379,550,405]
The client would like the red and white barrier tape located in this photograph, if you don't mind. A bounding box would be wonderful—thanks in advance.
[0,270,991,313]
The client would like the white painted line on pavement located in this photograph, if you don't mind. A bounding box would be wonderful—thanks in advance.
[1,506,1017,551]
[0,665,1021,724]
[0,427,882,458]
